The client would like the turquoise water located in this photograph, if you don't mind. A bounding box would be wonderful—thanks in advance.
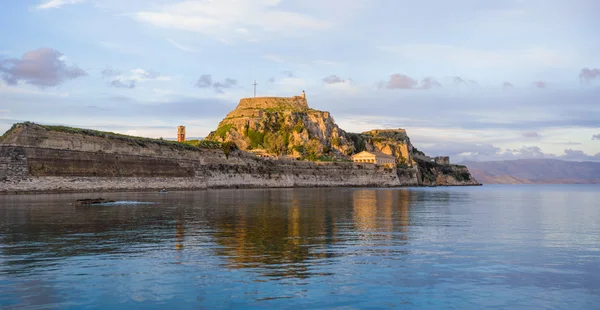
[1,185,599,309]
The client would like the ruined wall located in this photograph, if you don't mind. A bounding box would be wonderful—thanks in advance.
[234,96,308,112]
[24,147,196,177]
[0,145,406,194]
[0,146,28,181]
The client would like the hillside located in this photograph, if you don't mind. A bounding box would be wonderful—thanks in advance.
[207,96,420,164]
[206,95,479,186]
[463,159,600,184]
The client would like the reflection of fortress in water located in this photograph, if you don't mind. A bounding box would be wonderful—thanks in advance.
[0,189,414,280]
[208,189,413,278]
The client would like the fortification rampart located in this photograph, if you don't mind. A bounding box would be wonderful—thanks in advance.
[235,96,309,111]
[0,144,408,194]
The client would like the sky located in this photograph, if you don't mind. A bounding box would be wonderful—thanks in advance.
[1,0,599,162]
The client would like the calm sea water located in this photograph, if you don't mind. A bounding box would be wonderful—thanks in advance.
[1,185,599,309]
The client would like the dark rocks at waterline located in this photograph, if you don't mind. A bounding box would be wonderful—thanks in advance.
[76,198,115,205]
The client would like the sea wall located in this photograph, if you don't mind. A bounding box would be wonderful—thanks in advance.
[0,145,406,194]
[0,146,28,181]
[0,123,478,194]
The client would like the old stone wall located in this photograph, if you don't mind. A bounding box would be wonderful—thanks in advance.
[234,97,308,112]
[23,147,196,177]
[0,146,28,181]
[0,145,407,194]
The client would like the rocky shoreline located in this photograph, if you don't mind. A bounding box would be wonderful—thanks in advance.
[1,118,480,195]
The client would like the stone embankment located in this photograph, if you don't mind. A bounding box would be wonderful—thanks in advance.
[0,122,479,194]
[0,145,406,194]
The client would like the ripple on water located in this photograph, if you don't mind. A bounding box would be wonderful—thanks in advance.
[1,186,600,309]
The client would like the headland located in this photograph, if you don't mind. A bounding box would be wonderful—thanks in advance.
[0,94,480,194]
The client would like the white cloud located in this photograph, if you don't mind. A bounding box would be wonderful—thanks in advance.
[166,38,198,53]
[134,0,332,41]
[36,0,85,10]
[378,44,576,69]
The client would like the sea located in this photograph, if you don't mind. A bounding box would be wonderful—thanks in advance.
[1,185,599,309]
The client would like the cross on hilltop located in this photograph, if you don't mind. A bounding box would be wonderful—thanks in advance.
[252,80,258,97]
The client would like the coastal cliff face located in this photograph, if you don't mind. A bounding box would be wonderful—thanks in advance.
[0,123,405,193]
[348,129,415,166]
[207,96,355,159]
[0,96,481,193]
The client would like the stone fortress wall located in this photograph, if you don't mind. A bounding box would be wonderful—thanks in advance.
[0,124,415,193]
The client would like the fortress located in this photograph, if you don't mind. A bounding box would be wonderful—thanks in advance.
[0,92,479,194]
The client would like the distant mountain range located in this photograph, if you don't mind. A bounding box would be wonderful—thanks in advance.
[462,159,600,184]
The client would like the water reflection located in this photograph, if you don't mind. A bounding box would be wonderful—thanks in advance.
[1,186,599,309]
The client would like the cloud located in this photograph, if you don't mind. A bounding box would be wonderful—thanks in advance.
[452,76,478,88]
[427,142,600,163]
[110,80,135,89]
[378,44,573,69]
[194,74,237,93]
[101,67,121,77]
[503,82,514,90]
[322,75,346,84]
[213,78,238,93]
[102,67,169,89]
[561,149,600,162]
[282,71,295,78]
[379,74,441,90]
[380,74,417,89]
[579,68,600,83]
[166,38,197,53]
[533,80,547,88]
[420,77,442,89]
[593,134,600,140]
[0,48,86,87]
[36,0,84,10]
[522,132,540,138]
[194,74,212,88]
[134,0,332,41]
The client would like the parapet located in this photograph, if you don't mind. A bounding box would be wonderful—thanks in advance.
[435,156,450,165]
[235,96,309,112]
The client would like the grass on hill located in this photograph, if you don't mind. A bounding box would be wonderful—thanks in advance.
[10,122,224,150]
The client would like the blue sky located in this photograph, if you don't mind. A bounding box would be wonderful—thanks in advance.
[1,0,599,161]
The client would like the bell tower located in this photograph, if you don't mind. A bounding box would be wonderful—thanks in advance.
[177,126,186,142]
[301,90,306,99]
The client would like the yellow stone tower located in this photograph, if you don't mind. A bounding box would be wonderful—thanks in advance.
[177,126,186,142]
[301,90,306,99]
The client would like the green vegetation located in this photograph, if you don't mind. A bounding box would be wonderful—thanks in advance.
[396,163,409,169]
[15,122,222,151]
[182,139,222,149]
[413,147,425,156]
[455,172,471,181]
[292,120,305,133]
[0,123,19,142]
[214,124,234,140]
[331,137,341,147]
[346,132,366,153]
[247,129,266,148]
[221,141,238,158]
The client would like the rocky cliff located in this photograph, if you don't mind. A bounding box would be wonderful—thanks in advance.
[207,96,355,160]
[0,123,407,193]
[207,96,479,186]
[0,96,480,193]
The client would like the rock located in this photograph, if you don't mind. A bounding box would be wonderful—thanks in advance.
[76,198,115,205]
[207,96,354,160]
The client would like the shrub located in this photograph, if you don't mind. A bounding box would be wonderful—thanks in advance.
[221,141,238,158]
[247,129,265,148]
[214,124,234,140]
